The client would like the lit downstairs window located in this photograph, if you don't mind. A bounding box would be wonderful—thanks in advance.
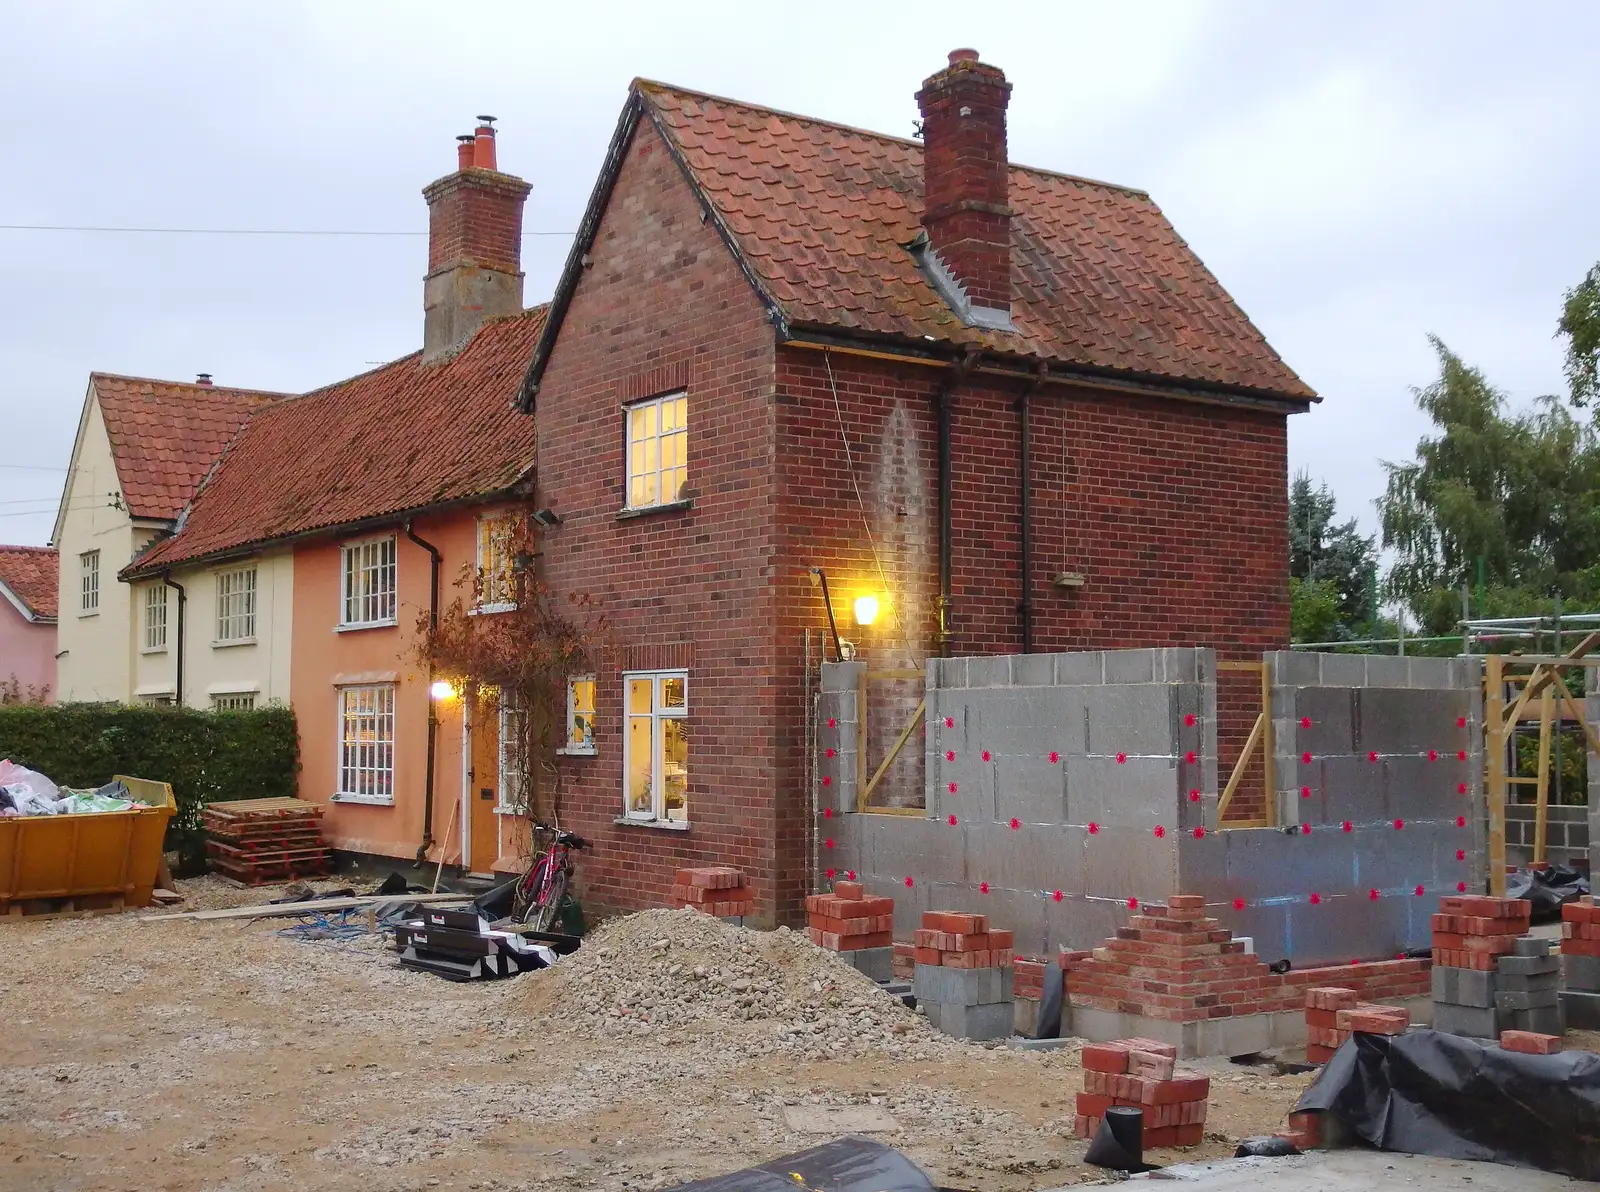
[336,684,395,803]
[625,392,687,510]
[623,671,687,823]
[561,675,596,755]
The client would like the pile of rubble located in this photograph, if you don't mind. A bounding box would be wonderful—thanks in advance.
[512,907,948,1059]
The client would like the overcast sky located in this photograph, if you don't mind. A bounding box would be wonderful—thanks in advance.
[2,1,1596,550]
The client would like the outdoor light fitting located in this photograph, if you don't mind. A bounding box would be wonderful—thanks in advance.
[854,595,880,627]
[531,508,562,527]
[429,680,454,701]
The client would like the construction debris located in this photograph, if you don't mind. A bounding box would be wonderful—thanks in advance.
[139,891,470,922]
[392,906,560,981]
[202,797,332,885]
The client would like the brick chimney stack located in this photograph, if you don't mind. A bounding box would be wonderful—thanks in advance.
[422,117,532,362]
[915,49,1014,319]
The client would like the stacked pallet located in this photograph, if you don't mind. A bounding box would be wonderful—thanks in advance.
[1303,986,1409,1063]
[670,866,752,917]
[203,798,331,885]
[1074,1038,1209,1149]
[1561,897,1600,1030]
[804,880,896,982]
[1429,895,1553,1038]
[912,911,1014,1040]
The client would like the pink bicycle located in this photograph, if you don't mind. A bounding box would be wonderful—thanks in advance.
[513,823,589,931]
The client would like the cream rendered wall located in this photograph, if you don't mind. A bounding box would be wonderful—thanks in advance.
[164,550,293,709]
[53,392,142,703]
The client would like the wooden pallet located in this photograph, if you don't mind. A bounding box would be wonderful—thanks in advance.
[1,894,126,921]
[210,857,334,886]
[204,825,325,847]
[202,798,324,824]
[206,839,331,867]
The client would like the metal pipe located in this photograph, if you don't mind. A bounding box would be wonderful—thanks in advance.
[935,349,981,657]
[809,567,845,662]
[1016,363,1046,654]
[163,572,186,706]
[404,521,442,867]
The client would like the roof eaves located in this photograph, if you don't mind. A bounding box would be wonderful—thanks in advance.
[0,577,51,624]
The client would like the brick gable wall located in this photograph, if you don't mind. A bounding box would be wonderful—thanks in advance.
[535,116,782,919]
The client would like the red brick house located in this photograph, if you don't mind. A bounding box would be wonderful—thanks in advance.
[519,51,1316,924]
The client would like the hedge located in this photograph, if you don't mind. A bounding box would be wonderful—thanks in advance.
[0,702,300,872]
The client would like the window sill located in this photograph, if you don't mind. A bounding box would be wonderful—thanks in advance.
[212,637,257,649]
[78,611,99,619]
[331,793,395,807]
[469,602,518,616]
[613,816,690,832]
[556,746,598,758]
[140,647,168,656]
[616,498,694,522]
[335,620,398,634]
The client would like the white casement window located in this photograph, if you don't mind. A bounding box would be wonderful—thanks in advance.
[215,566,257,643]
[138,693,175,707]
[498,694,527,812]
[79,550,99,614]
[476,515,518,611]
[341,536,397,628]
[336,684,395,803]
[561,675,597,755]
[212,692,257,712]
[625,392,688,510]
[622,671,688,823]
[143,584,168,652]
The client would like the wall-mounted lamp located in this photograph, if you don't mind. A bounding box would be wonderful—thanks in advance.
[429,680,455,701]
[531,508,562,527]
[854,595,880,627]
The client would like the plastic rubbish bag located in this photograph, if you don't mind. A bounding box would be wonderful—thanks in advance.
[0,760,60,814]
[1505,864,1590,923]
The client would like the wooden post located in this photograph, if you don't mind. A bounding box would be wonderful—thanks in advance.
[1485,653,1507,896]
[1534,685,1553,866]
[1260,657,1276,828]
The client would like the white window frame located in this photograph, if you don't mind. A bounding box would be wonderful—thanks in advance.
[621,670,688,825]
[559,675,597,756]
[474,513,518,614]
[334,683,396,805]
[212,691,257,712]
[79,550,99,615]
[339,535,397,629]
[137,692,175,707]
[142,584,168,653]
[497,693,527,813]
[624,391,688,511]
[214,565,257,645]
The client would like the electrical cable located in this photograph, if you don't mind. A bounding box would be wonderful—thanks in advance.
[0,223,574,237]
[822,348,916,662]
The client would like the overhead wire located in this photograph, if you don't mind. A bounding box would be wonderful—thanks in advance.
[0,224,575,237]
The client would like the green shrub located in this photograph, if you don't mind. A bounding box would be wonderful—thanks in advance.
[0,702,300,872]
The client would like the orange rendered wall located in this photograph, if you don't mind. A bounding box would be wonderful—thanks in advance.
[290,508,491,866]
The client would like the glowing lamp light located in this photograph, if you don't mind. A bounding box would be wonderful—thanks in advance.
[429,680,454,701]
[853,595,880,626]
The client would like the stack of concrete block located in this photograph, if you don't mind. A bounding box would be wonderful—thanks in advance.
[803,881,895,983]
[670,866,752,917]
[912,911,1014,1040]
[1074,1038,1209,1149]
[1496,937,1563,1036]
[1561,897,1600,1030]
[1429,895,1547,1038]
[1302,987,1408,1061]
[1500,1029,1562,1055]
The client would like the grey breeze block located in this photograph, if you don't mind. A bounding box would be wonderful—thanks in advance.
[1431,1002,1505,1039]
[925,998,1015,1041]
[1432,966,1497,1009]
[1563,953,1600,992]
[844,947,894,984]
[913,963,1014,1007]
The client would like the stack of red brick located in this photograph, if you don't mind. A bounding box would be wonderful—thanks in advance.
[1303,986,1410,1064]
[804,881,894,951]
[1431,895,1532,969]
[913,911,1013,969]
[1562,896,1600,959]
[670,866,752,917]
[1075,1038,1208,1148]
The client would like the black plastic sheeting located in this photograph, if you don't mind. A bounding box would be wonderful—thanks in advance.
[1506,864,1590,923]
[661,1137,936,1192]
[1295,1029,1600,1181]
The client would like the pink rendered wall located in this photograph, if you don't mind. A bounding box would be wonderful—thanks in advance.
[0,600,56,701]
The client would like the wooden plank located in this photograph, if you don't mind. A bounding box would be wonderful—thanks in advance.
[1554,682,1600,757]
[1217,661,1265,673]
[138,892,471,923]
[1260,656,1276,828]
[1534,686,1553,866]
[1485,653,1507,897]
[1217,711,1265,824]
[860,698,926,809]
[1501,631,1600,736]
[859,806,925,817]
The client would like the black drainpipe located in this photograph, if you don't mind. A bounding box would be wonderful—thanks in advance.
[935,349,982,657]
[1016,362,1048,654]
[404,521,442,866]
[163,572,186,705]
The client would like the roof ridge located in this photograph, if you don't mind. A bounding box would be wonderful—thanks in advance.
[91,371,290,398]
[632,78,1151,199]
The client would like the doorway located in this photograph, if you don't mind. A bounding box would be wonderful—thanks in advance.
[467,688,500,876]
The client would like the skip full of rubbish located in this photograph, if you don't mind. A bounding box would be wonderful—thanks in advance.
[0,760,150,818]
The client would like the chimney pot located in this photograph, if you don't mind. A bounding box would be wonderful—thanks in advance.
[949,48,980,64]
[473,118,498,171]
[195,373,213,387]
[456,134,475,171]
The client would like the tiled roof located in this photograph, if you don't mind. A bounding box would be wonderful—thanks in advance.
[522,81,1313,406]
[125,307,545,577]
[92,375,288,521]
[0,546,58,621]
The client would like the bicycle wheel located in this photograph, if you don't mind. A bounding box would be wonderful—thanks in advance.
[526,865,568,933]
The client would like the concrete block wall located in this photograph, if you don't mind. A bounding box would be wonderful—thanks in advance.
[821,648,1214,955]
[1505,804,1590,871]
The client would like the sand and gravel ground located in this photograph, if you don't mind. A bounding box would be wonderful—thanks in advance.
[0,876,1326,1192]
